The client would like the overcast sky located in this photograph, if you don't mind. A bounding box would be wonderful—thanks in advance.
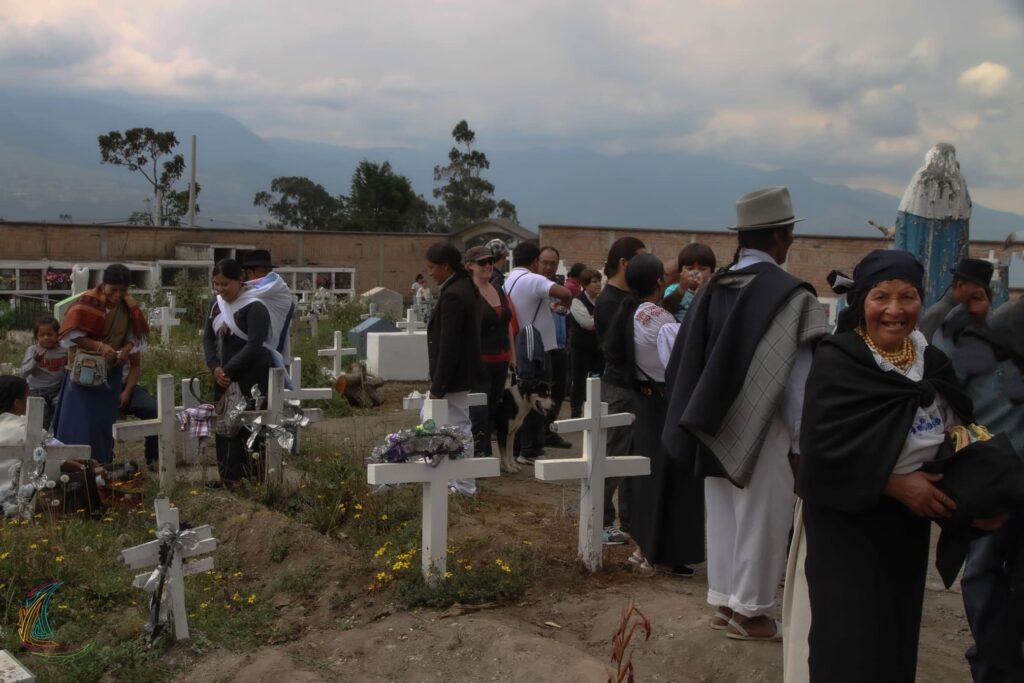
[1,0,1022,213]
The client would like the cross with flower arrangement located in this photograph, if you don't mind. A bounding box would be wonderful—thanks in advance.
[365,406,499,581]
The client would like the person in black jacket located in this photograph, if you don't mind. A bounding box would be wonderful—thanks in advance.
[203,258,272,488]
[424,242,485,494]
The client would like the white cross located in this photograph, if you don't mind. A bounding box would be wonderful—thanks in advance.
[176,378,206,464]
[166,293,187,317]
[149,307,181,348]
[283,357,332,402]
[113,374,177,494]
[302,310,319,339]
[360,302,380,321]
[534,377,650,572]
[120,498,218,641]
[250,368,323,483]
[402,391,487,414]
[0,397,90,516]
[317,331,357,379]
[395,308,426,334]
[367,397,499,581]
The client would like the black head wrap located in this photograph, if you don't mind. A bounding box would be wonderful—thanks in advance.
[828,249,925,333]
[0,375,28,414]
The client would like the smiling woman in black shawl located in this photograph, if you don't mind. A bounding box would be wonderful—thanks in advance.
[793,250,974,683]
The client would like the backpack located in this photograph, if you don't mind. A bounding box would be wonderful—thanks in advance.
[506,272,551,383]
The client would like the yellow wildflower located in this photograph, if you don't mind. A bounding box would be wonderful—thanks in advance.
[233,571,243,577]
[444,571,453,579]
[57,604,68,609]
[55,555,64,563]
[380,514,388,521]
[200,602,209,609]
[354,502,363,510]
[40,538,48,543]
[232,592,240,602]
[0,551,10,560]
[29,544,38,550]
[246,594,256,605]
[102,517,114,523]
[190,490,198,496]
[354,513,361,519]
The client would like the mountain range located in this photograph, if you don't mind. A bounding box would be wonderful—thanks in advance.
[0,89,1020,241]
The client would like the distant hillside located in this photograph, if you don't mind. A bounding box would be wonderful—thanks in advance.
[0,89,1020,240]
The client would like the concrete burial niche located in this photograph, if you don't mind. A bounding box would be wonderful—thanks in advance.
[348,317,400,357]
[366,331,429,380]
[359,287,403,319]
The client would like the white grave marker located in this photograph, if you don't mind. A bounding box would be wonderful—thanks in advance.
[120,498,217,642]
[283,357,332,402]
[360,302,380,321]
[177,378,201,464]
[367,397,499,581]
[0,649,34,683]
[317,331,357,379]
[395,308,426,334]
[246,368,323,483]
[166,293,186,317]
[534,378,650,571]
[0,397,90,515]
[302,310,319,339]
[149,307,181,348]
[113,375,177,493]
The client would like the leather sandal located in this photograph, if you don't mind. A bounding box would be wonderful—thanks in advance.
[726,616,783,642]
[710,607,733,631]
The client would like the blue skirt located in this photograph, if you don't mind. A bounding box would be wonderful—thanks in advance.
[53,368,123,465]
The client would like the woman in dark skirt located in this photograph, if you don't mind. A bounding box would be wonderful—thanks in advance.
[53,263,150,465]
[603,253,705,576]
[795,250,977,682]
[203,259,272,487]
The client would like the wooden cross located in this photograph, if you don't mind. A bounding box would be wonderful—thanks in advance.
[317,331,357,379]
[301,310,319,339]
[176,378,206,464]
[149,307,181,348]
[367,397,499,581]
[0,397,90,516]
[283,357,332,403]
[534,377,650,571]
[166,293,187,317]
[359,302,380,321]
[402,391,487,414]
[248,368,322,483]
[120,498,217,642]
[113,375,177,494]
[395,308,426,334]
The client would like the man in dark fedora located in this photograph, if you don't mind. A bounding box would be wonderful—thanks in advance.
[920,258,994,340]
[241,249,295,368]
[662,186,828,642]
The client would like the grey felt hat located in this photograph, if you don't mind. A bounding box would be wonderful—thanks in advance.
[728,186,806,231]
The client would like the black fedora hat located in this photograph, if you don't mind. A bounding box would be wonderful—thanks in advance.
[241,249,275,269]
[951,258,993,288]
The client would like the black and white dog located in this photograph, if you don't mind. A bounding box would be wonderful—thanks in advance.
[495,378,554,474]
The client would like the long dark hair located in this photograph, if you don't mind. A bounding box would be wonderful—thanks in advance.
[213,258,245,280]
[603,236,646,278]
[426,242,467,276]
[603,253,665,370]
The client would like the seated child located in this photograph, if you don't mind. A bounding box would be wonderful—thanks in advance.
[19,315,67,430]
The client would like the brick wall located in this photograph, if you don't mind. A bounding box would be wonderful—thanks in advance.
[0,223,447,297]
[538,224,1012,297]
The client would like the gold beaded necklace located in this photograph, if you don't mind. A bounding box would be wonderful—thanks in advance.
[857,327,916,371]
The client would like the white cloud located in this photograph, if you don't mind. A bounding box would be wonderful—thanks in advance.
[958,62,1013,97]
[0,0,1022,212]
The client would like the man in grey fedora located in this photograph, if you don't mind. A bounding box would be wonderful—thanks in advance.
[662,186,828,642]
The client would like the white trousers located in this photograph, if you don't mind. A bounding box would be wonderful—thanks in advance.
[705,413,795,617]
[421,390,476,496]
